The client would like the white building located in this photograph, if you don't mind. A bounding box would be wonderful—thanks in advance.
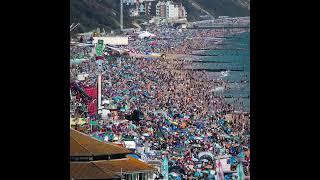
[179,4,187,18]
[156,1,186,19]
[166,1,175,18]
[173,5,179,18]
[156,1,166,18]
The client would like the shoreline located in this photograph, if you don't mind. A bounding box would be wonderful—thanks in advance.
[70,26,251,178]
[168,29,250,113]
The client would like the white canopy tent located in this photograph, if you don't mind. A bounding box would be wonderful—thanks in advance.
[138,31,156,39]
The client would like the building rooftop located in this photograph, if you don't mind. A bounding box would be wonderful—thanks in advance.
[70,129,156,179]
[70,128,131,157]
[70,161,121,180]
[94,156,157,174]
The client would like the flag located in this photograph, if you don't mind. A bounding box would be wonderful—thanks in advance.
[237,151,245,161]
[237,163,245,180]
[84,87,98,116]
[96,40,104,57]
[161,157,169,180]
[95,56,104,60]
[230,156,237,165]
[215,159,224,180]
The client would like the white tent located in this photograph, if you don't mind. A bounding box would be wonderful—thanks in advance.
[124,141,136,149]
[101,109,111,120]
[138,31,156,39]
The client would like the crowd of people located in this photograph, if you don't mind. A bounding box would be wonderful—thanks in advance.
[70,26,250,179]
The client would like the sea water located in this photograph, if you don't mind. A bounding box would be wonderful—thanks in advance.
[199,32,250,112]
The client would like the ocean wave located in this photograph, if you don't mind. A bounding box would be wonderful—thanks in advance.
[211,86,225,92]
[220,70,230,77]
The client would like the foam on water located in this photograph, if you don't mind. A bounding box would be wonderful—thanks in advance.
[211,86,225,92]
[201,31,250,112]
[220,70,230,78]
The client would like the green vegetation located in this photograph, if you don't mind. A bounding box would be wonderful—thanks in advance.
[70,0,250,32]
[70,0,133,33]
[177,0,250,20]
[191,0,250,17]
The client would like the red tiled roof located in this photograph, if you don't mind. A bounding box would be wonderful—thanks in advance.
[94,157,157,174]
[70,161,121,180]
[70,128,131,156]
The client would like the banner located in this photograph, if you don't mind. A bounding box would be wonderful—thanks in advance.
[93,36,129,45]
[215,159,225,180]
[96,40,104,57]
[161,157,169,180]
[90,121,98,125]
[84,87,98,116]
[220,158,231,172]
[237,163,245,180]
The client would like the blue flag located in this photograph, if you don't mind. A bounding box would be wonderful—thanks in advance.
[238,151,245,161]
[230,156,237,165]
[161,157,169,180]
[237,163,245,180]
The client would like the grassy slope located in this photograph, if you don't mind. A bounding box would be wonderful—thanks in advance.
[70,0,133,33]
[70,0,250,32]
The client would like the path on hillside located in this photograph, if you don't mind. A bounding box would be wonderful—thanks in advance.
[188,0,214,19]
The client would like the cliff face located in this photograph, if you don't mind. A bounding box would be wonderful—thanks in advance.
[181,0,250,21]
[70,0,250,32]
[70,0,133,33]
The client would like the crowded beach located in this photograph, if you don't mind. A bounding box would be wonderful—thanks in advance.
[70,25,250,179]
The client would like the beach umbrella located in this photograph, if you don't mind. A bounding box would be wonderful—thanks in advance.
[171,121,178,126]
[192,144,202,148]
[169,166,183,173]
[161,150,169,155]
[104,135,109,142]
[194,136,203,140]
[142,133,150,137]
[109,104,118,110]
[127,154,141,159]
[208,173,215,179]
[194,171,202,177]
[201,159,209,163]
[129,123,137,129]
[186,164,194,169]
[202,170,210,174]
[180,122,187,128]
[113,96,123,102]
[132,110,144,121]
[169,172,179,177]
[150,41,158,46]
